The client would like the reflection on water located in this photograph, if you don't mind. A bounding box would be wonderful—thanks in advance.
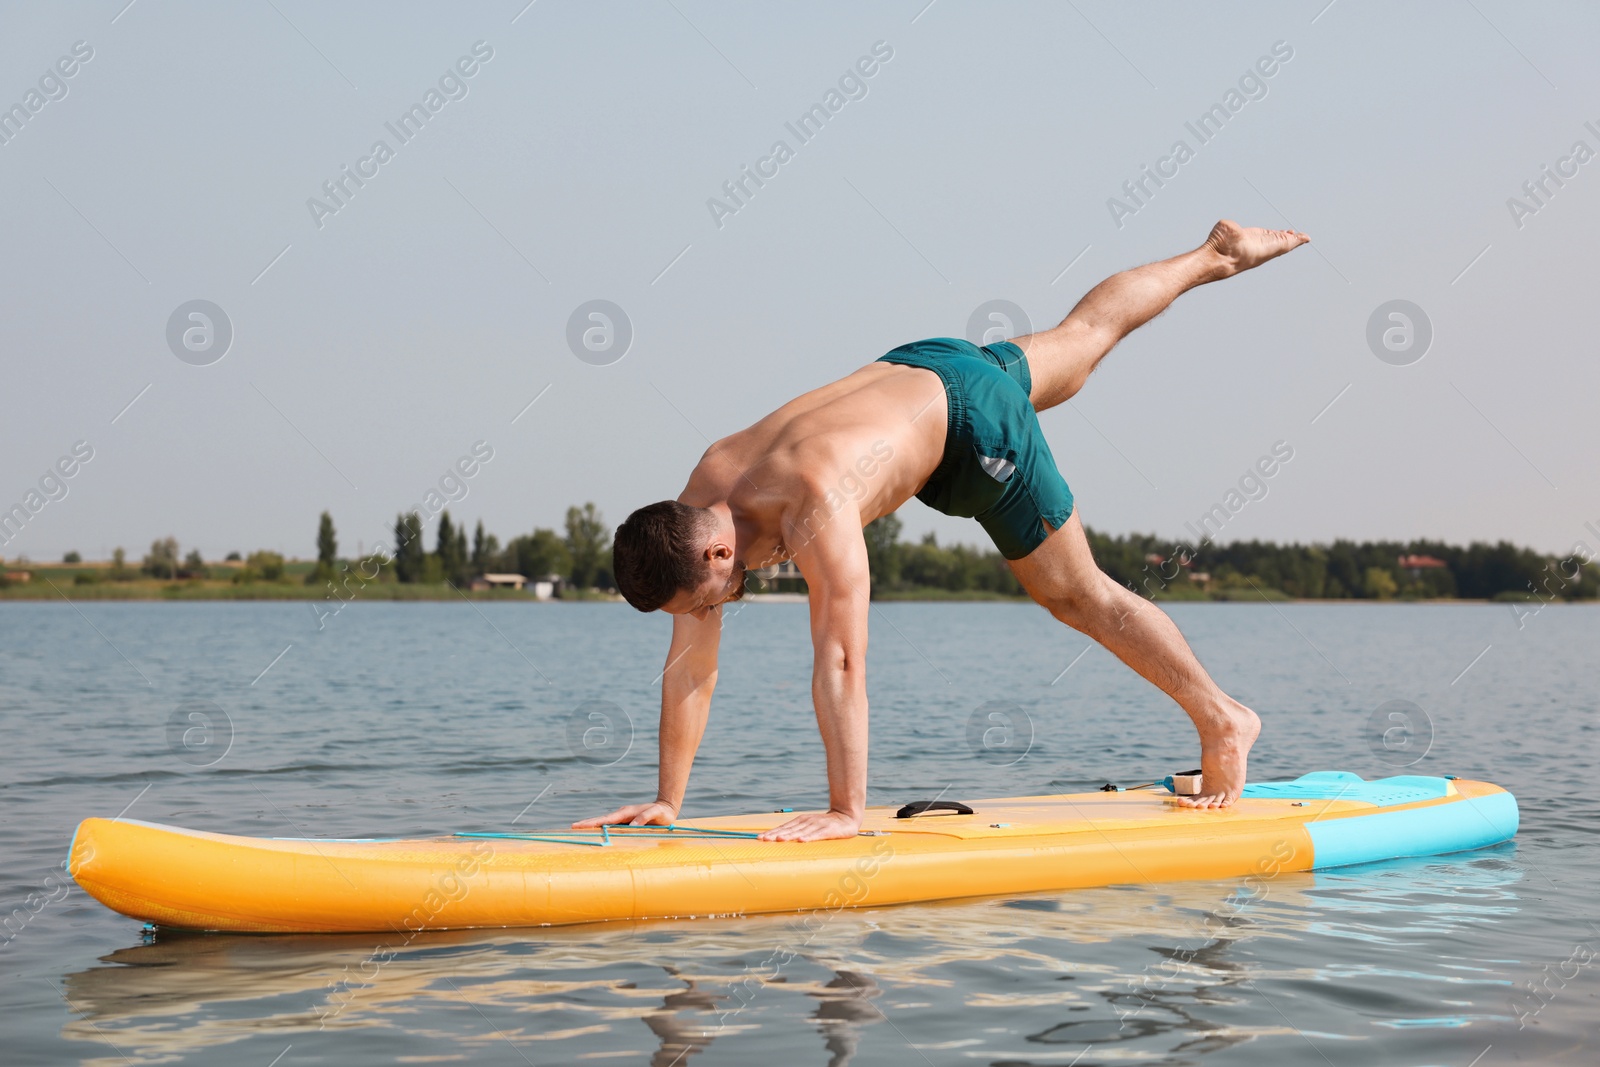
[55,851,1529,1065]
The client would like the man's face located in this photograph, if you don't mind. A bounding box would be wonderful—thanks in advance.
[663,555,746,619]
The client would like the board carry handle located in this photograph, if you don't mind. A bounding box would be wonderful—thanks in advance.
[894,800,975,819]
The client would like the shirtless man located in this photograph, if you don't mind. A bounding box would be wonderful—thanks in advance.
[578,221,1309,843]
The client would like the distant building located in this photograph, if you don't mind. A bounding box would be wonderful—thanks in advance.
[1398,554,1447,579]
[3,570,30,582]
[751,559,805,593]
[470,573,530,592]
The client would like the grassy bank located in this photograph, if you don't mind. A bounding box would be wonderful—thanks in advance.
[872,588,1029,602]
[0,564,619,601]
[0,580,571,601]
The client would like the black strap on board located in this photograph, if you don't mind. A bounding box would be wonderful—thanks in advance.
[894,800,975,819]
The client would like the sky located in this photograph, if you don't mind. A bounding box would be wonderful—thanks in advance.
[2,0,1597,564]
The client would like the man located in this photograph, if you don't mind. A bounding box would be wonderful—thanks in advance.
[578,220,1309,843]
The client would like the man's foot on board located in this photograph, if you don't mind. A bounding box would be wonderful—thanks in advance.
[1176,702,1261,809]
[1202,219,1309,278]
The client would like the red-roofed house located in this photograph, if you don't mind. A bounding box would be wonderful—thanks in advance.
[1398,554,1447,579]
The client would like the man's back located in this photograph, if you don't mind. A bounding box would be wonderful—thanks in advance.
[677,361,948,567]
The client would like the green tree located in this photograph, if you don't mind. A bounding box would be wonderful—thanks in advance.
[142,537,179,580]
[62,550,81,564]
[436,511,468,586]
[436,511,455,571]
[110,547,130,580]
[900,532,961,590]
[183,549,205,576]
[507,528,570,582]
[564,503,611,589]
[420,553,444,584]
[254,551,285,582]
[392,512,425,583]
[864,513,903,594]
[1363,566,1398,600]
[310,511,338,585]
[360,552,395,581]
[471,520,500,575]
[235,550,286,583]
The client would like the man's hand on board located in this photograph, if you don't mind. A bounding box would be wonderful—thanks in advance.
[757,809,862,843]
[572,800,678,829]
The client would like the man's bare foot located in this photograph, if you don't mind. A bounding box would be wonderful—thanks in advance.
[1202,219,1309,278]
[1176,701,1261,809]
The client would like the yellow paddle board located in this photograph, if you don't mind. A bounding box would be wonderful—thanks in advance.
[66,772,1517,934]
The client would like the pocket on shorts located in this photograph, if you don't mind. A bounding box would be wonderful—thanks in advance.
[976,451,1016,484]
[935,443,1013,518]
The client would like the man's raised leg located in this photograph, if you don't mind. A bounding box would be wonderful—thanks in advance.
[1018,220,1309,411]
[1009,511,1261,807]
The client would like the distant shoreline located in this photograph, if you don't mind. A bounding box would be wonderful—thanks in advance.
[0,578,607,602]
[0,582,1572,605]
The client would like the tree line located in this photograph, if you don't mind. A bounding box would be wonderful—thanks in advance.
[30,503,616,593]
[375,503,613,590]
[266,506,615,590]
[37,540,276,585]
[31,505,1597,604]
[862,514,1600,602]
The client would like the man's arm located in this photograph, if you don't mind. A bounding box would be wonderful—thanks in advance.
[758,499,872,842]
[573,609,721,828]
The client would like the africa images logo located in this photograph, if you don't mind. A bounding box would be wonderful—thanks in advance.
[1106,40,1293,228]
[0,40,94,149]
[306,42,495,230]
[706,41,894,229]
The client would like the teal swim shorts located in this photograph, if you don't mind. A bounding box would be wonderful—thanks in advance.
[877,337,1074,560]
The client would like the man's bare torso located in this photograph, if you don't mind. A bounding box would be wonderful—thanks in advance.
[677,362,948,568]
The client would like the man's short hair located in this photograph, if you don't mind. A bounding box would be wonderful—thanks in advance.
[613,501,713,612]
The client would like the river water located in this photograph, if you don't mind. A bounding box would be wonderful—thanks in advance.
[1,600,1595,1065]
